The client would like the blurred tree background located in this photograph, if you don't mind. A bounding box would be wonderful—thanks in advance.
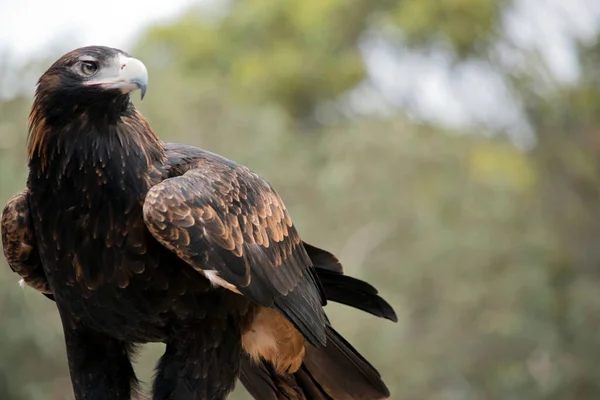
[2,0,600,398]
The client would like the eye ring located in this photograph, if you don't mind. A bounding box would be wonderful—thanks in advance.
[80,61,98,76]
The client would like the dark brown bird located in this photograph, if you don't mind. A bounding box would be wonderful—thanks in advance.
[1,46,396,400]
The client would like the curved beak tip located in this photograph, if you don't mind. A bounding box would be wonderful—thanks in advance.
[133,78,147,100]
[119,56,148,100]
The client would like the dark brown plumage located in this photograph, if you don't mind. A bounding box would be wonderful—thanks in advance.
[1,190,51,295]
[1,46,396,400]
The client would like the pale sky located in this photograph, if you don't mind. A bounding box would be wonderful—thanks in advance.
[0,0,197,62]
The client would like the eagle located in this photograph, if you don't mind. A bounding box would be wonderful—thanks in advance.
[1,46,396,400]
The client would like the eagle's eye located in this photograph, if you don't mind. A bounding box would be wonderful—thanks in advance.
[80,61,99,76]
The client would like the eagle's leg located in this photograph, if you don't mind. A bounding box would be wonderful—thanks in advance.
[61,322,138,400]
[152,319,243,400]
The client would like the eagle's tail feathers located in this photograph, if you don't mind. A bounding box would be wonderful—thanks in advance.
[240,326,390,400]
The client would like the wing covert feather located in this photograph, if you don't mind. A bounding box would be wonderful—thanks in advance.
[144,151,327,345]
[1,189,51,294]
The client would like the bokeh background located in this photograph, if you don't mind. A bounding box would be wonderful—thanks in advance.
[3,0,600,399]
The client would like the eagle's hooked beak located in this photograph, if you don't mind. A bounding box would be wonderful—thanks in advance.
[86,55,148,100]
[121,56,148,100]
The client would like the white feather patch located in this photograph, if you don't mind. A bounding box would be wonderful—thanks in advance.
[18,279,26,288]
[203,270,241,294]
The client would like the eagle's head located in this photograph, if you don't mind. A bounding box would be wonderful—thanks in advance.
[27,46,159,167]
[36,46,148,104]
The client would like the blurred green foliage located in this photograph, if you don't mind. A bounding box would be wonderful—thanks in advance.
[392,0,507,56]
[138,0,505,123]
[139,0,369,122]
[2,0,600,399]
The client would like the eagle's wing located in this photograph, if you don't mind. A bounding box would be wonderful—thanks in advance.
[1,189,52,295]
[143,145,327,346]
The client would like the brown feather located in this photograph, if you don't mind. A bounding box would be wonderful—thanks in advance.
[1,190,51,294]
[143,145,328,346]
[242,307,306,374]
